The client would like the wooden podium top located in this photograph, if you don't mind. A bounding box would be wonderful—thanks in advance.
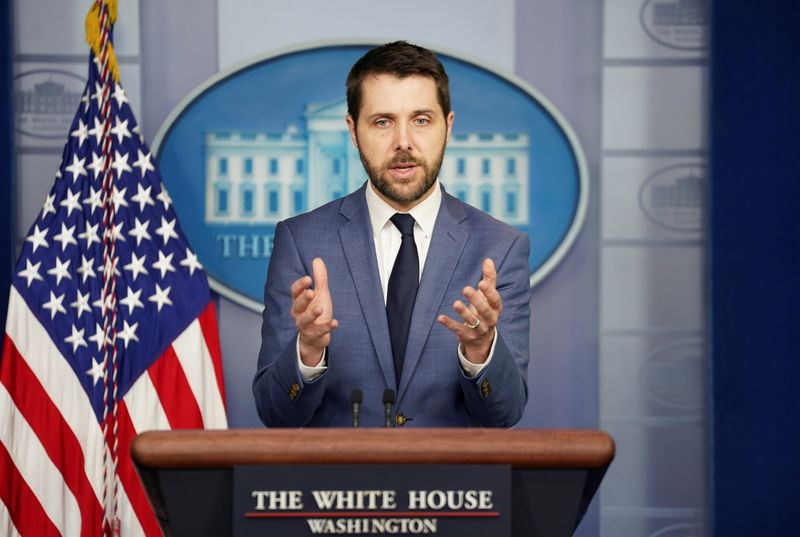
[131,428,614,470]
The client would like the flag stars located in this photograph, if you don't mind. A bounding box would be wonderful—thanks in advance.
[111,117,131,143]
[42,291,67,320]
[64,154,87,182]
[86,358,104,386]
[112,186,129,211]
[18,259,44,287]
[71,119,89,147]
[129,217,152,246]
[120,286,144,314]
[83,185,103,214]
[47,257,72,285]
[71,289,92,317]
[109,221,126,243]
[180,248,203,276]
[88,323,106,351]
[112,84,129,108]
[26,224,49,253]
[152,250,176,278]
[76,255,97,283]
[118,320,139,348]
[149,283,173,312]
[155,216,178,245]
[89,117,104,145]
[91,81,105,107]
[64,324,88,353]
[42,193,57,218]
[87,152,105,180]
[78,221,101,248]
[124,252,148,281]
[157,188,172,211]
[53,222,78,251]
[60,188,83,217]
[111,150,132,178]
[133,149,155,178]
[131,183,155,212]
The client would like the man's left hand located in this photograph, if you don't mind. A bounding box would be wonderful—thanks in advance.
[437,258,502,364]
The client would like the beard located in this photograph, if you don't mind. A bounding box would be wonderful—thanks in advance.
[358,143,446,207]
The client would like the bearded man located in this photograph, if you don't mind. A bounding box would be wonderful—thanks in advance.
[253,41,531,427]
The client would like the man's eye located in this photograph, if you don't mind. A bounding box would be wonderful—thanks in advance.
[413,118,430,126]
[375,119,390,127]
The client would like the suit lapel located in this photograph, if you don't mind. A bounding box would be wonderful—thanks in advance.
[338,187,396,389]
[397,192,468,402]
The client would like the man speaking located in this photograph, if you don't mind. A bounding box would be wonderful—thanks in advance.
[253,41,530,427]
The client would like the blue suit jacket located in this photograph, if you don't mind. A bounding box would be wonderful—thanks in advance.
[253,184,530,427]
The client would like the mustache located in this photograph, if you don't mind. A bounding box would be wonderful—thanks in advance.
[387,151,420,167]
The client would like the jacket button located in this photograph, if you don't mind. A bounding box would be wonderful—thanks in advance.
[395,413,407,426]
[288,383,300,400]
[480,379,492,398]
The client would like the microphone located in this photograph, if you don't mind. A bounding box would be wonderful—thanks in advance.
[350,389,363,428]
[383,389,395,428]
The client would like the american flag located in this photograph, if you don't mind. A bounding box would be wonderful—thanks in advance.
[0,5,227,536]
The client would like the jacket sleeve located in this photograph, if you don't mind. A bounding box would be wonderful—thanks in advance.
[459,232,531,426]
[253,221,327,427]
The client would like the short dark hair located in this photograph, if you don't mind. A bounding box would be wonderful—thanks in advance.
[346,41,451,122]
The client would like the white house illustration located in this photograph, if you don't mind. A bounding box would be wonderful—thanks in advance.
[652,0,707,26]
[204,100,529,225]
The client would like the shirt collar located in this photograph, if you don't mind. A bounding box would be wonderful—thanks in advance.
[365,180,441,239]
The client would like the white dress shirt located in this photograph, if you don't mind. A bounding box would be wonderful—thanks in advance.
[298,181,494,381]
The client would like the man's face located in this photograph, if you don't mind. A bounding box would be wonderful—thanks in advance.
[346,74,455,211]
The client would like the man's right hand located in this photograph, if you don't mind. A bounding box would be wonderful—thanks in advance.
[291,257,338,366]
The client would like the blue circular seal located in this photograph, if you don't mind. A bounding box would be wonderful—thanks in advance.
[154,42,588,311]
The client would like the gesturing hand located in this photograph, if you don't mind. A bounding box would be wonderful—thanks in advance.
[437,258,503,364]
[291,258,338,366]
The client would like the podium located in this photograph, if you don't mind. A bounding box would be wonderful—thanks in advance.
[131,429,614,537]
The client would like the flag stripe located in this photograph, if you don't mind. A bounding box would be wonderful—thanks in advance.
[116,401,164,537]
[0,442,59,537]
[117,486,147,537]
[115,482,146,537]
[0,383,81,536]
[5,287,105,500]
[198,302,226,407]
[0,337,103,536]
[148,345,204,429]
[172,313,227,428]
[0,498,23,537]
[124,366,170,433]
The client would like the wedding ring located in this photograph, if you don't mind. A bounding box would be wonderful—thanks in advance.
[466,318,481,329]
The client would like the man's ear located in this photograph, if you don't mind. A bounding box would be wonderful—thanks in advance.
[346,115,359,149]
[445,111,455,144]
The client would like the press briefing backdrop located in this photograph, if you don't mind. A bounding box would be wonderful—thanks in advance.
[7,1,712,536]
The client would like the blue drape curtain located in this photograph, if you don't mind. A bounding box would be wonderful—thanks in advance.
[710,2,800,536]
[1,0,16,330]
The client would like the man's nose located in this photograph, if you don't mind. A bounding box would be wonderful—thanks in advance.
[393,123,412,151]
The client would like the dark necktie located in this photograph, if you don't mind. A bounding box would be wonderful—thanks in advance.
[386,213,419,385]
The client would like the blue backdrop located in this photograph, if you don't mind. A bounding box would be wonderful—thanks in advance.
[1,0,15,331]
[711,2,800,536]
